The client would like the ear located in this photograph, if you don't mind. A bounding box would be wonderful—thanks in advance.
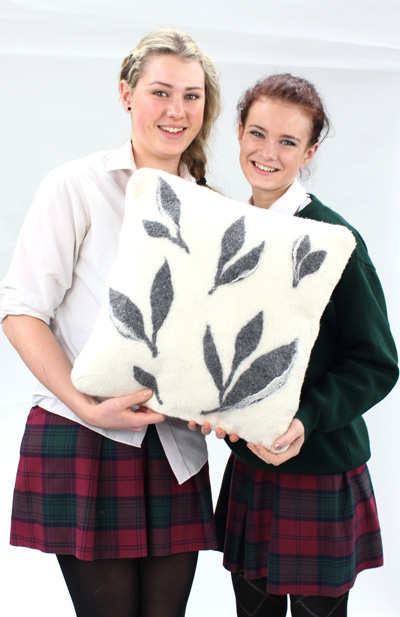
[301,142,319,167]
[238,122,244,144]
[120,80,132,113]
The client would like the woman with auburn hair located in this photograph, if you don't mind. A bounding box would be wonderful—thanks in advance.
[1,27,221,617]
[209,74,398,617]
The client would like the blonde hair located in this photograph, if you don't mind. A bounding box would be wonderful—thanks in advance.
[120,27,221,183]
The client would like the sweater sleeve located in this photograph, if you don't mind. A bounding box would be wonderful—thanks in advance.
[295,236,398,437]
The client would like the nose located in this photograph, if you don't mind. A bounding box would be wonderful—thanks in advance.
[260,140,277,159]
[167,94,184,119]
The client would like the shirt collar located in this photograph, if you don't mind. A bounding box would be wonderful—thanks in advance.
[103,140,194,182]
[269,179,309,215]
[249,179,310,215]
[103,140,136,172]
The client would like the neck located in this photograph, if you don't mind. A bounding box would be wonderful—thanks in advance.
[131,142,180,176]
[251,185,287,210]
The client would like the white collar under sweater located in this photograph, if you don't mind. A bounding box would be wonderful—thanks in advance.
[250,179,311,216]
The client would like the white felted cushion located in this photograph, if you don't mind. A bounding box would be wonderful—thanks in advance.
[71,169,355,450]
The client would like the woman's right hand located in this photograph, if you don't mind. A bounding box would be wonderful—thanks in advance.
[82,390,165,432]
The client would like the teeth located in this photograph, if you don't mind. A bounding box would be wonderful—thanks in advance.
[160,126,185,133]
[254,162,277,172]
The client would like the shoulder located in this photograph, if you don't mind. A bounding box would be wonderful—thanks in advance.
[298,194,372,268]
[40,149,117,189]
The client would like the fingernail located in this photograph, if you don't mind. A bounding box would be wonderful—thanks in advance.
[247,444,254,451]
[143,389,152,397]
[274,442,282,450]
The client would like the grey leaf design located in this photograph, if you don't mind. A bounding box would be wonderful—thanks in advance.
[292,235,327,287]
[156,177,181,226]
[224,311,264,393]
[109,288,157,357]
[210,217,246,293]
[143,219,189,253]
[143,220,172,240]
[203,325,224,396]
[218,216,246,272]
[210,241,265,294]
[201,340,297,415]
[150,260,174,347]
[133,366,163,405]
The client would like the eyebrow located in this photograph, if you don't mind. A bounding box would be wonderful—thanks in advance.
[148,81,204,91]
[248,124,302,143]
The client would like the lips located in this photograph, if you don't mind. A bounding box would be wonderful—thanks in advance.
[253,161,278,172]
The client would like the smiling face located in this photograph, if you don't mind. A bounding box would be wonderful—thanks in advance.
[238,97,319,209]
[120,54,205,175]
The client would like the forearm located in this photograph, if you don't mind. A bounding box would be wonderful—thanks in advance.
[2,314,97,419]
[2,314,164,431]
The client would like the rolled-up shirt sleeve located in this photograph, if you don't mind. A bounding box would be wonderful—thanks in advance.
[0,164,90,324]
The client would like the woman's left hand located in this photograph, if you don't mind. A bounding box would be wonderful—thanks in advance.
[247,418,305,466]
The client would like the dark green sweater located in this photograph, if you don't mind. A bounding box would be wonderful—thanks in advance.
[227,195,399,474]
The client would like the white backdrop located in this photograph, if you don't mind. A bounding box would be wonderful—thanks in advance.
[1,1,399,615]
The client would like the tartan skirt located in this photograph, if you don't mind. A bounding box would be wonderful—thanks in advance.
[215,454,383,597]
[10,406,217,560]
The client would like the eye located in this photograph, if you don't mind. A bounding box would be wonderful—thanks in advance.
[250,130,264,138]
[281,139,296,146]
[185,93,200,100]
[153,90,168,97]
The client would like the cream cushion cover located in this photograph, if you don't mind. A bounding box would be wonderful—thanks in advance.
[71,169,355,450]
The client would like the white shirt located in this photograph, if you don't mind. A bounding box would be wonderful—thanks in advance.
[0,141,208,484]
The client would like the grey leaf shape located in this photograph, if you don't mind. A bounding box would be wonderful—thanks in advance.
[156,177,181,226]
[109,288,156,357]
[210,241,265,294]
[224,311,264,393]
[293,250,327,287]
[133,366,163,405]
[143,220,172,240]
[218,216,246,275]
[143,220,189,253]
[150,260,174,346]
[201,340,296,415]
[203,325,224,395]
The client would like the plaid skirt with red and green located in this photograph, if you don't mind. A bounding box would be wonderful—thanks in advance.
[215,454,383,597]
[10,406,217,560]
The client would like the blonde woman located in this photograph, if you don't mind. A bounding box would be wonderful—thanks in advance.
[1,28,221,617]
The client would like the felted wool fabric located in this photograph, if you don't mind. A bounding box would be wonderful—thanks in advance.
[71,169,356,451]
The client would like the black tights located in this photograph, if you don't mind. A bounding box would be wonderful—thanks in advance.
[232,572,349,617]
[57,552,198,617]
